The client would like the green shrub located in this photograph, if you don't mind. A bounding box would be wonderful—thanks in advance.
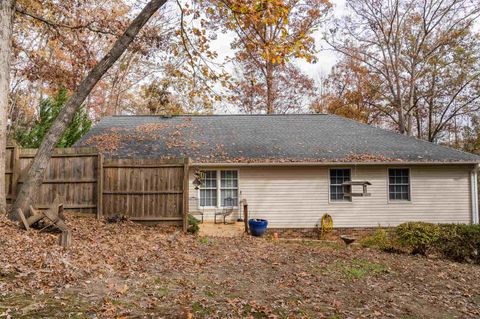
[361,228,404,253]
[187,214,200,234]
[395,222,441,255]
[389,222,480,264]
[361,229,390,249]
[437,224,480,263]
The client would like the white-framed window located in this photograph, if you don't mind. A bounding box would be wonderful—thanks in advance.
[199,170,238,207]
[199,170,217,207]
[329,168,352,202]
[388,168,410,201]
[221,170,238,206]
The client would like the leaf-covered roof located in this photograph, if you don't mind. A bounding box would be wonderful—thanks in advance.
[75,114,480,164]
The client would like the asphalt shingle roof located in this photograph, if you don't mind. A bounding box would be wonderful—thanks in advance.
[75,114,480,163]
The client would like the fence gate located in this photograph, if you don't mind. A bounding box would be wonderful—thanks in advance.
[101,158,189,228]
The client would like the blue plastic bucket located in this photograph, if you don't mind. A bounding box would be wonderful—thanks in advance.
[248,219,268,237]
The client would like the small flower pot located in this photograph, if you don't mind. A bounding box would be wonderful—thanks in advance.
[248,219,268,237]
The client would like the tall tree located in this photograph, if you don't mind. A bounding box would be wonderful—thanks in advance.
[0,0,15,213]
[231,62,316,113]
[10,0,176,124]
[135,80,184,115]
[461,115,480,154]
[10,0,168,219]
[10,0,224,124]
[326,0,480,139]
[205,0,331,114]
[312,56,383,125]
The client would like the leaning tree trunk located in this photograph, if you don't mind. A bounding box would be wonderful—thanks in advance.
[9,0,168,220]
[0,0,15,214]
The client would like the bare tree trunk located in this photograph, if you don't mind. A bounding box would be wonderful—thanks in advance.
[395,97,406,135]
[0,0,15,214]
[9,0,167,220]
[415,108,422,139]
[265,62,274,114]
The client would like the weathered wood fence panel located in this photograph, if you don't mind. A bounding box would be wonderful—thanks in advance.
[7,146,100,214]
[5,145,188,227]
[101,158,189,226]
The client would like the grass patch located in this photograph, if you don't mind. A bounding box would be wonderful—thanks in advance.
[242,304,268,319]
[151,276,171,297]
[198,236,210,245]
[309,264,330,276]
[339,259,388,280]
[224,292,240,299]
[203,286,216,297]
[0,293,94,318]
[472,295,480,306]
[301,240,343,250]
[191,302,213,317]
[157,287,170,297]
[279,239,343,250]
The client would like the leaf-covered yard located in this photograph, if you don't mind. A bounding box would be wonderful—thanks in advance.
[0,216,479,319]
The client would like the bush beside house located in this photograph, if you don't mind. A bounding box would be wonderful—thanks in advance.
[362,222,480,264]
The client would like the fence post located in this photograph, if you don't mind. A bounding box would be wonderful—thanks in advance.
[97,153,104,219]
[182,157,190,232]
[8,143,21,203]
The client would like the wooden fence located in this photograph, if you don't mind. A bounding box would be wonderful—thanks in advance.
[5,145,189,228]
[5,145,19,204]
[6,145,100,213]
[101,158,189,228]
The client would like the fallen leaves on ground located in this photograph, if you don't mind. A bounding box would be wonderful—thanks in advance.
[0,214,479,318]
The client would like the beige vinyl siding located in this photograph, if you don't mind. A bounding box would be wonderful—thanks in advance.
[188,165,473,228]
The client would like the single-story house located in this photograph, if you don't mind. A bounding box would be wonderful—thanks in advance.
[76,114,480,230]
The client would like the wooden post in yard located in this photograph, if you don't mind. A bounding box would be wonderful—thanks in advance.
[243,199,249,233]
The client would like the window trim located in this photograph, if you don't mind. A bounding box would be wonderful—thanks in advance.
[198,169,239,208]
[328,167,353,203]
[387,167,412,203]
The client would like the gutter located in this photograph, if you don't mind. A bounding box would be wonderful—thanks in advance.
[191,161,480,167]
[471,164,479,224]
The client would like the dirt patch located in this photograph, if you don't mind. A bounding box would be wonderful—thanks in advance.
[0,216,479,318]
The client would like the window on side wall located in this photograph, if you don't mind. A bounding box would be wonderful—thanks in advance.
[221,170,238,207]
[199,170,217,207]
[388,168,410,201]
[199,170,238,207]
[330,168,351,202]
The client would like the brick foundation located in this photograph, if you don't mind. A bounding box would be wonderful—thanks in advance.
[266,227,387,240]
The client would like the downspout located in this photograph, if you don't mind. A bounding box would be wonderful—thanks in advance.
[470,164,479,224]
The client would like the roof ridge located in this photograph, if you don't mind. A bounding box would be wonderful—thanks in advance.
[110,113,329,117]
